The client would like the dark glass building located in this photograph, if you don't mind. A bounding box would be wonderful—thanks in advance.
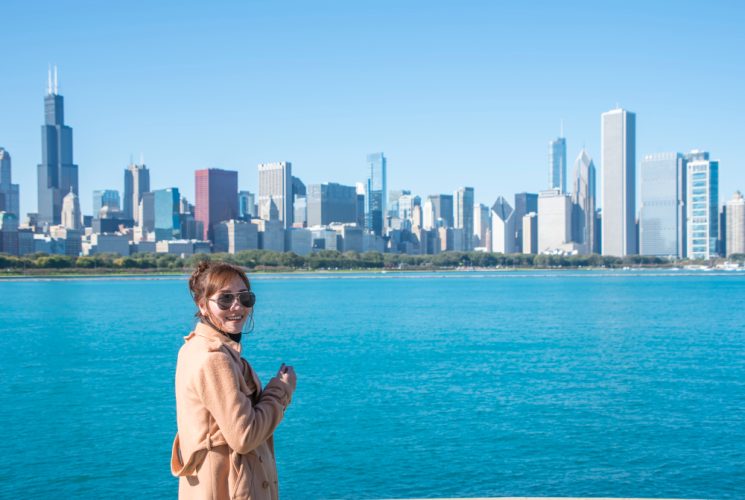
[430,194,454,228]
[37,67,78,225]
[307,183,358,227]
[195,168,238,242]
[514,192,538,251]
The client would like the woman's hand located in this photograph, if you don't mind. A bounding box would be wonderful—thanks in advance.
[277,363,297,392]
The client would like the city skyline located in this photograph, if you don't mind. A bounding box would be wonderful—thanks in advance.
[0,72,738,259]
[1,1,743,217]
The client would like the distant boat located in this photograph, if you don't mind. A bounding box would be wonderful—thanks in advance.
[684,264,711,271]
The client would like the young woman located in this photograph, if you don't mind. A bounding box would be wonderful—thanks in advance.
[171,261,296,499]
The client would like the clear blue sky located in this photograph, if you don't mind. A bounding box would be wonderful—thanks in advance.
[2,0,744,216]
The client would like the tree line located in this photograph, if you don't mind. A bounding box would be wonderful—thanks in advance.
[2,250,742,273]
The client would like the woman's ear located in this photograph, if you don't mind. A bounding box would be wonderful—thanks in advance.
[198,299,209,317]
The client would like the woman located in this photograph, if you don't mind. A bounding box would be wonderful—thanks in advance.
[171,261,296,500]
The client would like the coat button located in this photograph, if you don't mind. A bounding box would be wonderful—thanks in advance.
[262,481,270,489]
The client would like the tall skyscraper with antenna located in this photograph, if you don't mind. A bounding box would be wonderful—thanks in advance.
[37,66,78,226]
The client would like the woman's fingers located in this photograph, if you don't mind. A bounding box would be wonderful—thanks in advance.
[278,364,297,391]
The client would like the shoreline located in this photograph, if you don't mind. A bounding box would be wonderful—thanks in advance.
[1,266,743,281]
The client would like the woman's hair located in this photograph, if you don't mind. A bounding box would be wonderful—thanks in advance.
[188,260,251,318]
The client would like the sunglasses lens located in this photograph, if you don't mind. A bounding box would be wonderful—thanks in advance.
[239,291,255,308]
[216,294,234,310]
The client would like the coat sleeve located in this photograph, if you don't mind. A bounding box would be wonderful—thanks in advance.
[196,351,294,454]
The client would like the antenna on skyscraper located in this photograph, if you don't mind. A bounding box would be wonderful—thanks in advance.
[560,119,564,137]
[47,65,52,95]
[130,153,134,165]
[140,152,144,165]
[53,65,58,94]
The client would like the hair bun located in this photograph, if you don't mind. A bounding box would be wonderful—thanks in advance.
[188,260,212,297]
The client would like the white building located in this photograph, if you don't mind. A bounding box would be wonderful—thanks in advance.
[490,196,515,253]
[726,191,744,257]
[522,212,537,254]
[258,162,292,229]
[61,190,82,230]
[601,108,636,257]
[538,189,572,253]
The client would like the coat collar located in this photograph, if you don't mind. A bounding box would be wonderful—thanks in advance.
[190,320,243,355]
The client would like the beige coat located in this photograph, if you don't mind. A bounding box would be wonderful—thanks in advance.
[171,322,293,500]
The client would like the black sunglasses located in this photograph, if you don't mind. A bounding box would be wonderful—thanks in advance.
[210,291,256,310]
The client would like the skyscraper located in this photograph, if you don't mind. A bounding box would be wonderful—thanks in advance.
[571,149,597,254]
[513,192,538,251]
[454,187,474,250]
[138,191,155,233]
[61,189,81,230]
[195,168,239,242]
[307,183,358,227]
[473,203,490,248]
[685,150,719,259]
[601,107,636,257]
[398,193,420,222]
[123,163,150,223]
[549,136,567,193]
[522,212,538,254]
[258,162,292,228]
[238,190,257,219]
[37,67,78,226]
[490,196,516,253]
[0,147,20,216]
[538,189,572,252]
[366,153,387,236]
[153,188,181,240]
[429,194,454,228]
[422,197,435,229]
[726,191,745,257]
[639,152,686,258]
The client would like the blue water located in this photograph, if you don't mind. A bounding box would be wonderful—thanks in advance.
[1,271,744,499]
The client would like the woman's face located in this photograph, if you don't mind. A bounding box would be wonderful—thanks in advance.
[199,274,252,333]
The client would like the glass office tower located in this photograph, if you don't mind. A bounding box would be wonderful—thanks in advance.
[549,136,567,193]
[639,152,686,258]
[686,150,719,259]
[365,153,387,236]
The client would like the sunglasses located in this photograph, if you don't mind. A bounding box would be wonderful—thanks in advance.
[210,291,256,310]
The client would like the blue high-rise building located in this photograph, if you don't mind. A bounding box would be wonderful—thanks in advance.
[549,136,567,193]
[37,67,78,226]
[366,153,387,236]
[153,188,181,240]
[685,150,719,260]
[238,190,256,219]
